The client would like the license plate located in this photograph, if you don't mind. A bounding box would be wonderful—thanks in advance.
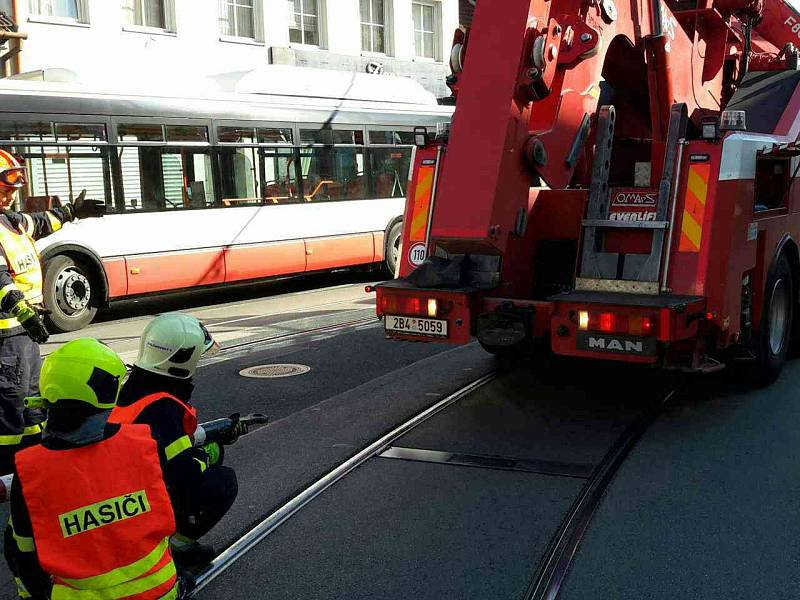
[385,315,448,338]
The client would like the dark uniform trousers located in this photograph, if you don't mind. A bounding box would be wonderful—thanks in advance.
[0,335,41,474]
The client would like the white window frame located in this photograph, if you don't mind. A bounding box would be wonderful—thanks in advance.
[360,0,393,56]
[122,0,177,33]
[412,0,442,62]
[288,0,325,49]
[219,0,264,41]
[28,0,89,25]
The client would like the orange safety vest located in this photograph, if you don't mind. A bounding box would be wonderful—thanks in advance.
[109,393,198,462]
[15,424,178,600]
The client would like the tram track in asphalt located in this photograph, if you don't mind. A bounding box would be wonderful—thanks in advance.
[526,384,682,600]
[192,373,496,594]
[192,361,684,599]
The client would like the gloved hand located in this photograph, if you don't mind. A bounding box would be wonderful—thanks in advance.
[202,442,223,467]
[219,413,247,445]
[65,190,105,220]
[11,300,48,343]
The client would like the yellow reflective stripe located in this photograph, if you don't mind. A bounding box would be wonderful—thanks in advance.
[8,516,36,553]
[164,435,192,461]
[15,577,32,598]
[53,560,176,600]
[46,211,64,232]
[0,317,21,330]
[22,422,43,436]
[21,214,34,237]
[0,283,17,304]
[192,457,208,473]
[157,583,179,600]
[0,423,44,445]
[58,537,170,590]
[13,529,35,553]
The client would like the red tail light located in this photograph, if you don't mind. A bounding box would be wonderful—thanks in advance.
[379,294,426,316]
[577,310,659,336]
[599,313,615,332]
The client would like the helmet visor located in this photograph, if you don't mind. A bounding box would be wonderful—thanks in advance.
[200,322,220,357]
[0,167,26,188]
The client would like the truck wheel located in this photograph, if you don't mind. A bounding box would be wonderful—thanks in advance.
[384,222,403,277]
[753,254,793,385]
[43,255,99,333]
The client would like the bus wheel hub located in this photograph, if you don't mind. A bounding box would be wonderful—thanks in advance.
[57,269,91,313]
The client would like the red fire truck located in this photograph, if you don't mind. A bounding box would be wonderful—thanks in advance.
[374,0,800,384]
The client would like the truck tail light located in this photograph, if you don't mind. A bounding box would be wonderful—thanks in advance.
[574,309,658,336]
[380,294,452,318]
[427,299,438,317]
[599,312,615,332]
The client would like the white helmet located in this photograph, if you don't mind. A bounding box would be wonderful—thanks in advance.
[135,313,219,379]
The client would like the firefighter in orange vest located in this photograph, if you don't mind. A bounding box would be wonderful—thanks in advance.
[113,313,239,569]
[5,338,184,600]
[0,149,105,473]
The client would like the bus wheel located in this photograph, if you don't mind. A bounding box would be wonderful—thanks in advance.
[384,222,403,277]
[753,254,793,386]
[43,255,99,333]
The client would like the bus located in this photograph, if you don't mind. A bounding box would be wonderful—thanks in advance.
[0,65,453,331]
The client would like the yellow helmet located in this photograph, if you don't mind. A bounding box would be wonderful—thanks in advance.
[27,338,127,410]
[0,149,26,189]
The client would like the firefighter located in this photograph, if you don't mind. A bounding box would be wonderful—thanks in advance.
[0,149,105,473]
[5,338,183,600]
[113,312,239,569]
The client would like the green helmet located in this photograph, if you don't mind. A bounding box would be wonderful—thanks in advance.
[27,338,127,410]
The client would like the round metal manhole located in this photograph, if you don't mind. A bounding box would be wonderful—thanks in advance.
[239,364,311,379]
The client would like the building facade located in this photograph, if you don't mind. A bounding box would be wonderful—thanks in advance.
[2,0,460,96]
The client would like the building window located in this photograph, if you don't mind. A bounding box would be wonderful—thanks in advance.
[289,0,320,46]
[29,0,88,22]
[413,0,440,60]
[360,0,388,54]
[123,0,176,31]
[219,0,261,39]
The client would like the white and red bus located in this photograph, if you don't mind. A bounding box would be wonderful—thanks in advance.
[0,66,453,331]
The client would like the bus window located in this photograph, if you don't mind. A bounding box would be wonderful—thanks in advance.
[261,147,299,204]
[0,121,55,143]
[118,146,216,211]
[368,130,414,145]
[218,146,263,206]
[368,147,412,198]
[55,123,106,143]
[162,149,216,209]
[18,144,115,211]
[299,146,367,202]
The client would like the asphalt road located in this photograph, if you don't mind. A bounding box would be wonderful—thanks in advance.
[196,360,679,599]
[1,272,799,600]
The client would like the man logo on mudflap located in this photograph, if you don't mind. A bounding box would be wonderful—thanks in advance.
[59,490,151,537]
[588,336,644,353]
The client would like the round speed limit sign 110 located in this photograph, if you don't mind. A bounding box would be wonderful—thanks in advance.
[408,243,427,266]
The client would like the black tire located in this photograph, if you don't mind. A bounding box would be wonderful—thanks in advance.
[42,254,99,332]
[753,254,793,386]
[384,221,403,277]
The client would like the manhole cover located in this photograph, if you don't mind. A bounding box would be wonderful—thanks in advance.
[239,364,311,379]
